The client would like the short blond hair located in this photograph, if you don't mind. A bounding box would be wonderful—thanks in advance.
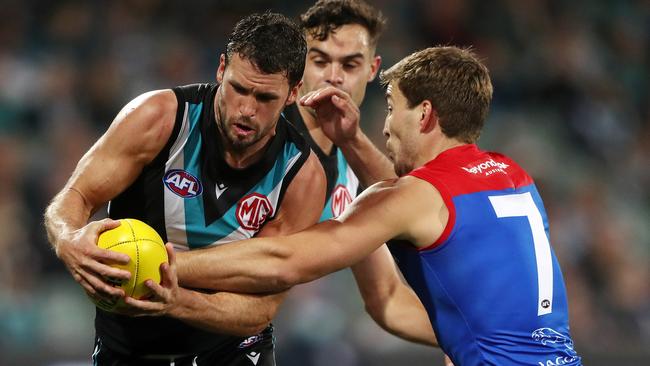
[380,46,493,143]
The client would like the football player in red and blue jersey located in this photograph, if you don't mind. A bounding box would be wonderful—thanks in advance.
[137,46,581,366]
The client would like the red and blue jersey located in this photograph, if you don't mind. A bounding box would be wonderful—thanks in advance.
[389,144,581,366]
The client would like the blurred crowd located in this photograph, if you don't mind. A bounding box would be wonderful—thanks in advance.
[0,0,648,365]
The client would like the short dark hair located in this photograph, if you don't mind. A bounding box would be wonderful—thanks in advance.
[300,0,386,48]
[226,12,306,88]
[380,46,493,144]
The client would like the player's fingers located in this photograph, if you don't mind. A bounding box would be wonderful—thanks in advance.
[92,246,131,265]
[307,88,337,105]
[331,94,358,116]
[165,243,176,266]
[84,221,130,264]
[300,89,327,106]
[86,288,119,306]
[75,274,97,295]
[123,296,164,315]
[85,218,121,241]
[301,88,334,106]
[80,267,125,298]
[144,279,168,299]
[86,259,131,280]
[94,218,121,233]
[159,244,177,286]
[157,263,174,289]
[299,91,315,105]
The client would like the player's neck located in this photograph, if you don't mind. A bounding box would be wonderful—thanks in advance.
[298,105,334,154]
[418,137,467,167]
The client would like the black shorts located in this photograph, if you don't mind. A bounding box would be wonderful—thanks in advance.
[91,329,275,366]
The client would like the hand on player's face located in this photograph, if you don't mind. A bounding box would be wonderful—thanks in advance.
[301,24,379,108]
[57,218,131,299]
[121,243,179,317]
[299,86,360,144]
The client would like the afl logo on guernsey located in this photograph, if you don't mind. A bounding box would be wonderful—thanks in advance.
[236,193,274,231]
[163,169,203,198]
[331,184,352,218]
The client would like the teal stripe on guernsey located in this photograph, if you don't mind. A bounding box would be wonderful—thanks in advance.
[181,103,207,247]
[319,149,353,222]
[183,129,303,249]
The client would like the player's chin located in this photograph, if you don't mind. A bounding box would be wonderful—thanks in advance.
[394,163,411,177]
[230,136,258,150]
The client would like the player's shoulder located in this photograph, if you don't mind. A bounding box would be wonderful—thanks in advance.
[281,112,311,149]
[485,150,534,187]
[126,89,178,122]
[363,176,442,204]
[301,148,324,171]
[172,83,215,104]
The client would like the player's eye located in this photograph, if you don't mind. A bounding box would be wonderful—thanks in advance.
[232,84,247,95]
[257,95,275,103]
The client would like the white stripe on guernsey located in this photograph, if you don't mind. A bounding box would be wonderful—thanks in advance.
[167,102,191,164]
[211,151,303,246]
[164,102,190,248]
[345,163,360,200]
[91,338,101,363]
[282,150,303,176]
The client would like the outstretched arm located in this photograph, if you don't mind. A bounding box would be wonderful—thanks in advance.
[300,86,396,186]
[352,245,438,347]
[174,176,445,294]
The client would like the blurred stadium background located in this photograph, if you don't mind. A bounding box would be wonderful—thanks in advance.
[0,0,648,365]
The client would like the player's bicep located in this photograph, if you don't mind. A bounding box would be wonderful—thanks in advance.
[258,150,326,237]
[67,90,177,210]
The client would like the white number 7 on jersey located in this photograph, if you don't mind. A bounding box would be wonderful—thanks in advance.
[489,192,553,316]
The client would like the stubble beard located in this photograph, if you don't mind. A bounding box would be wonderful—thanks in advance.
[216,101,260,152]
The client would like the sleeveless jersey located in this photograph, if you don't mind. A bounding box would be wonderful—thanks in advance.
[99,83,311,355]
[283,104,360,221]
[390,144,581,366]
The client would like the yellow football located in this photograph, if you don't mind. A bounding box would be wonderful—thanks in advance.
[92,218,168,312]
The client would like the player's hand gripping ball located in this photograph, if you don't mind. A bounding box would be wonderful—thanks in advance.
[92,218,168,312]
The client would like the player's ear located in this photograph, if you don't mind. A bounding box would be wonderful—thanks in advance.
[368,55,382,82]
[419,100,437,133]
[216,54,226,83]
[285,80,303,106]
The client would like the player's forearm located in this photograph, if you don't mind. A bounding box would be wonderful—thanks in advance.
[176,239,296,293]
[339,131,396,186]
[387,291,439,347]
[44,188,93,251]
[178,216,389,293]
[169,288,285,336]
[352,248,438,347]
[367,284,438,347]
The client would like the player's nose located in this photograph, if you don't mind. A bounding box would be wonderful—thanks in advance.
[239,96,257,118]
[326,63,344,86]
